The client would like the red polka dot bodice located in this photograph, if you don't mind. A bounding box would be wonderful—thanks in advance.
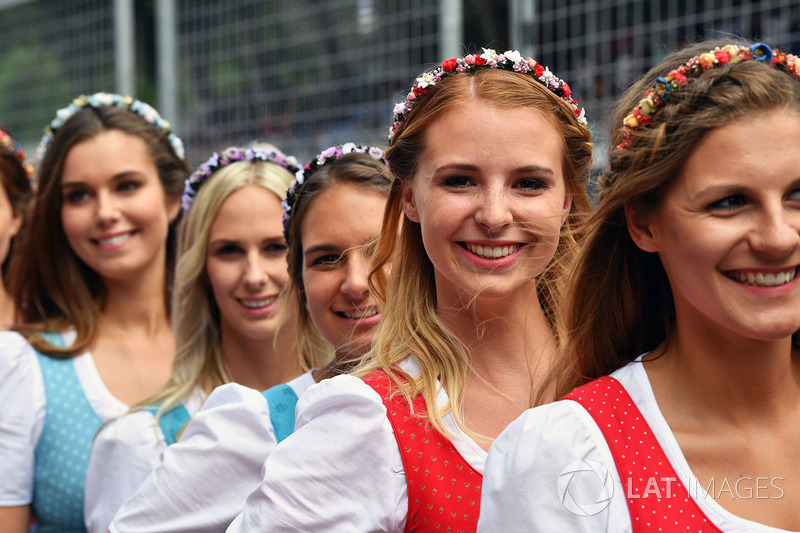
[564,376,722,532]
[363,369,482,533]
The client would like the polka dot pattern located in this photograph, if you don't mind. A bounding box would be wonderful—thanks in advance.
[363,370,482,533]
[262,383,299,443]
[564,376,723,533]
[33,345,104,533]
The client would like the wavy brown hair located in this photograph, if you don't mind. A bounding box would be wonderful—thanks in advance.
[9,105,188,357]
[545,38,800,401]
[0,137,33,278]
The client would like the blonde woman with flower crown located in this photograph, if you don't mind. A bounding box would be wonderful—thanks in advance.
[83,144,307,533]
[0,93,188,533]
[88,144,392,533]
[478,39,800,532]
[228,48,593,532]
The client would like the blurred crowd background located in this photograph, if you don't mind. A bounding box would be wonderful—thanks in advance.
[1,0,799,170]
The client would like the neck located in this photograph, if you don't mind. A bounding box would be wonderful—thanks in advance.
[221,326,301,391]
[647,323,800,424]
[99,267,170,336]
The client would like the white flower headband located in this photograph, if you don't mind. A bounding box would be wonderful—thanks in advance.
[281,143,387,242]
[182,146,301,211]
[389,48,587,140]
[35,92,185,164]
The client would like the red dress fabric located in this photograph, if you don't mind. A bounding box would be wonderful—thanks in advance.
[362,369,483,533]
[564,376,723,532]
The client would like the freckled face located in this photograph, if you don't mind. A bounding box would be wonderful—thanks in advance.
[630,109,800,342]
[60,130,180,283]
[402,102,572,307]
[301,183,387,358]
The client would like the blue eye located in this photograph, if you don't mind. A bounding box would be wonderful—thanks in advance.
[311,254,342,267]
[64,189,89,204]
[215,244,242,256]
[117,180,140,193]
[443,176,471,188]
[709,195,748,211]
[265,244,288,254]
[516,178,546,191]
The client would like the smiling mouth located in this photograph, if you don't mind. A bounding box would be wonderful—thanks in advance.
[94,231,136,246]
[239,295,278,309]
[462,242,523,259]
[724,267,798,287]
[337,307,379,320]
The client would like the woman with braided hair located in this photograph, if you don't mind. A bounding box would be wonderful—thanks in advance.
[0,93,188,533]
[0,128,33,329]
[479,39,800,531]
[229,48,593,531]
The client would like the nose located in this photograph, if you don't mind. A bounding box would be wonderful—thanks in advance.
[749,206,800,260]
[95,191,120,226]
[341,250,370,302]
[242,251,268,290]
[474,186,513,234]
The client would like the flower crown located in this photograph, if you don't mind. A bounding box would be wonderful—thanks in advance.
[618,43,800,151]
[0,128,34,180]
[389,48,587,140]
[35,92,185,164]
[281,143,387,242]
[182,146,301,211]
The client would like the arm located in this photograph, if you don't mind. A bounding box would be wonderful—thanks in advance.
[477,401,631,533]
[0,333,45,521]
[84,411,165,533]
[231,375,408,532]
[109,384,278,533]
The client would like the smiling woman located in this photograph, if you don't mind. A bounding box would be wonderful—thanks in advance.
[478,40,800,532]
[229,49,593,532]
[0,93,188,533]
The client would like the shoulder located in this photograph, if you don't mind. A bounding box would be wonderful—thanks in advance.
[0,331,45,405]
[294,374,386,427]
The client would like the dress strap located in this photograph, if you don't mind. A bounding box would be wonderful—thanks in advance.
[144,403,192,446]
[362,369,482,533]
[261,383,299,443]
[564,376,722,532]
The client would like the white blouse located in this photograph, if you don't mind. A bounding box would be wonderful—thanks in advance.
[84,385,206,533]
[0,330,128,506]
[227,357,487,532]
[477,360,796,533]
[104,372,315,533]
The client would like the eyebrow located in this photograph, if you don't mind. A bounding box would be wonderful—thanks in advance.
[61,170,146,188]
[209,236,285,247]
[433,163,555,176]
[304,244,341,256]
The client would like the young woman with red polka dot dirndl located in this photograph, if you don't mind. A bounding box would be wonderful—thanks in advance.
[479,39,800,532]
[227,49,593,532]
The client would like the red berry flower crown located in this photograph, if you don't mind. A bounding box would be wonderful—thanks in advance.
[281,143,387,243]
[35,92,185,164]
[618,43,800,151]
[389,48,587,140]
[183,146,301,211]
[0,129,34,180]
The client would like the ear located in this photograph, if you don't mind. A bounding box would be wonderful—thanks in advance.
[624,202,660,253]
[8,210,23,239]
[560,193,573,226]
[167,194,182,223]
[401,180,420,223]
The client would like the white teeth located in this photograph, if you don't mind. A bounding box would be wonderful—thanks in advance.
[96,232,133,246]
[728,268,796,287]
[240,297,276,309]
[341,308,378,319]
[465,243,521,259]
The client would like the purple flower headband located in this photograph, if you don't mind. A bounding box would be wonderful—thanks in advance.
[0,128,34,180]
[35,92,185,165]
[618,43,800,151]
[182,146,301,211]
[281,143,387,242]
[389,48,587,140]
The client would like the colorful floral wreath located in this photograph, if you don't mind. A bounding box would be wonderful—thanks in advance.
[282,143,387,242]
[389,48,587,140]
[618,43,800,150]
[35,92,185,164]
[182,146,301,211]
[0,128,34,180]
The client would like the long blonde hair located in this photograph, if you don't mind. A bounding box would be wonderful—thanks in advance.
[357,68,593,436]
[144,145,300,419]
